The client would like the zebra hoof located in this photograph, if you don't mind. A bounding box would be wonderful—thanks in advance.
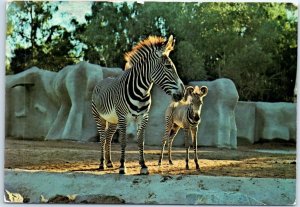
[119,167,127,174]
[169,160,174,165]
[140,167,149,175]
[106,162,114,168]
[99,165,105,171]
[196,166,201,171]
[185,165,190,170]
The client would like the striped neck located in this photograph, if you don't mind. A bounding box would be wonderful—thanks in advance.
[126,60,154,98]
[123,60,157,114]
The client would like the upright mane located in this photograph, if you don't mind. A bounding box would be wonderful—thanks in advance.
[124,36,166,70]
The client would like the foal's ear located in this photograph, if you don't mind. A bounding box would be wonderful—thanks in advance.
[163,35,175,56]
[200,86,208,97]
[183,86,194,101]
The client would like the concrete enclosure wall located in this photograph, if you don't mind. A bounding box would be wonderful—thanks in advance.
[6,62,123,141]
[6,62,296,147]
[235,101,296,143]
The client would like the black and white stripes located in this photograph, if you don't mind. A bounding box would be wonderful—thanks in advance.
[91,35,184,174]
[158,85,208,170]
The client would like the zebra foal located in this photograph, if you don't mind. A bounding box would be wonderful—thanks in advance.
[158,85,208,170]
[92,35,185,175]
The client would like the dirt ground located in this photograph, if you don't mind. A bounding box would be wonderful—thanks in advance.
[4,138,296,178]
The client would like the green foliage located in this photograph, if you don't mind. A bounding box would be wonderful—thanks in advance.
[7,1,81,73]
[6,2,297,102]
[223,42,274,101]
[173,41,206,83]
[81,2,135,67]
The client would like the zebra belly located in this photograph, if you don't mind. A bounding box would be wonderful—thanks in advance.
[174,119,185,128]
[100,108,118,124]
[173,109,187,129]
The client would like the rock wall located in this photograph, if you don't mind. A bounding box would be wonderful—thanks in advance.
[6,68,59,140]
[5,62,123,141]
[6,64,296,147]
[235,101,296,143]
[145,78,239,149]
[6,63,240,148]
[235,102,256,143]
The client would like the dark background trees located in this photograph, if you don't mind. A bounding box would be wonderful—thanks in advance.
[6,1,83,73]
[6,1,297,102]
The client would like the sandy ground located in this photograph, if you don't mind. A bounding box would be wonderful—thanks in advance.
[4,138,296,178]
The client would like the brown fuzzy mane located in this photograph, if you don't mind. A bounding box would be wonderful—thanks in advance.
[124,36,166,70]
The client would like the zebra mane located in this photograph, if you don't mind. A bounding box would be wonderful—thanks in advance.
[124,36,166,70]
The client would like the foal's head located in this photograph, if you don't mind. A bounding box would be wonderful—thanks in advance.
[184,85,208,121]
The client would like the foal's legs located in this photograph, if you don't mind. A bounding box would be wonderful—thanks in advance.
[167,125,180,165]
[191,127,200,170]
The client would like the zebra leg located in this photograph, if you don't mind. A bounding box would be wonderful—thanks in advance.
[158,115,174,166]
[91,102,107,170]
[118,117,127,174]
[137,114,149,175]
[184,129,190,170]
[158,134,168,166]
[105,123,117,168]
[167,124,180,165]
[191,127,200,170]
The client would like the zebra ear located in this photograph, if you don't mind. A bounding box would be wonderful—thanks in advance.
[163,35,175,56]
[200,86,208,97]
[183,86,194,102]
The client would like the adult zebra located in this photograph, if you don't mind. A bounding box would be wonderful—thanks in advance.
[92,35,185,175]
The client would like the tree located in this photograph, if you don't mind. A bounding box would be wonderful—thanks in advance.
[7,2,296,102]
[6,1,83,73]
[81,2,134,67]
[218,3,298,101]
[80,2,297,102]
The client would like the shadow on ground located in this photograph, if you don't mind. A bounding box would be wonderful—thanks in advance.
[5,139,296,178]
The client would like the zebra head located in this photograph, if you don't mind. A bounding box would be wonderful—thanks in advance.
[151,35,185,102]
[184,85,208,121]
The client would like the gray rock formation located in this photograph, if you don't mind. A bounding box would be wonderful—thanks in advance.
[256,102,296,142]
[6,63,295,147]
[5,61,123,141]
[6,63,240,148]
[186,191,264,205]
[236,101,296,143]
[189,79,239,148]
[145,78,239,149]
[5,170,296,205]
[6,68,58,140]
[235,102,257,142]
